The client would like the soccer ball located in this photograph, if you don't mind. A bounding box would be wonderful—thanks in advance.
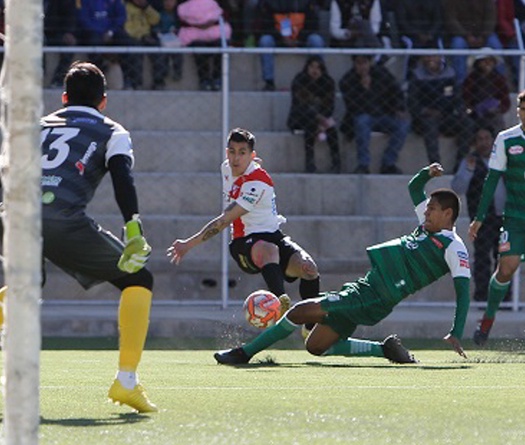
[243,290,281,329]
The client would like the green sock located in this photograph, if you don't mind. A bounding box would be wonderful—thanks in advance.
[485,274,511,319]
[242,316,298,357]
[323,338,384,357]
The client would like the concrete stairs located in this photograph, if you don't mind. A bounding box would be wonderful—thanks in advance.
[40,80,520,307]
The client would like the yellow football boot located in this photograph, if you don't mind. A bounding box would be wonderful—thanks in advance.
[278,294,291,320]
[108,379,158,413]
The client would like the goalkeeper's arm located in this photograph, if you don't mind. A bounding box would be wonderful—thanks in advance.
[108,155,151,273]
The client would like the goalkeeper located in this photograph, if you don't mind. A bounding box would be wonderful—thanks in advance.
[38,62,156,413]
[214,163,471,365]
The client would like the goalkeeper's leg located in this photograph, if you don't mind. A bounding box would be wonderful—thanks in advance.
[108,271,157,413]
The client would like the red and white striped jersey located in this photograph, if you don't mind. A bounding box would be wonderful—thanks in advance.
[221,160,286,239]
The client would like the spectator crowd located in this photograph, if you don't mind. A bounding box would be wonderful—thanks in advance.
[32,0,523,174]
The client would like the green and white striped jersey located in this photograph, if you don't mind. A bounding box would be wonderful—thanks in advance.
[488,123,525,220]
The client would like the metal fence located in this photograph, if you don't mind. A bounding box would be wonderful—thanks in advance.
[39,44,525,312]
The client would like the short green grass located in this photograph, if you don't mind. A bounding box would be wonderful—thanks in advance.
[3,340,525,445]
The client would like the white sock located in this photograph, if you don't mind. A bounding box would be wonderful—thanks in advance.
[116,371,138,389]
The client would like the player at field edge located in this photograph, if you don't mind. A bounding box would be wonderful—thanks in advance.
[38,61,156,413]
[469,90,525,346]
[214,163,472,365]
[167,127,321,318]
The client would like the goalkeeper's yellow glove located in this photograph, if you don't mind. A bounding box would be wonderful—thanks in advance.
[118,214,152,273]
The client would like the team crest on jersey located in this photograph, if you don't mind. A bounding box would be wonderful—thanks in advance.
[508,145,524,155]
[405,241,419,250]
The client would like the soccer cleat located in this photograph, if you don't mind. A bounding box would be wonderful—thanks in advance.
[214,347,251,365]
[278,294,291,320]
[301,323,315,340]
[108,379,158,413]
[473,316,495,346]
[381,334,418,364]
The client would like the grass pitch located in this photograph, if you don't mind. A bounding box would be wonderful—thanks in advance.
[3,340,525,445]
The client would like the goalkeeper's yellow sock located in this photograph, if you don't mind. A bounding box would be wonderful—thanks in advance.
[118,286,152,376]
[0,285,7,328]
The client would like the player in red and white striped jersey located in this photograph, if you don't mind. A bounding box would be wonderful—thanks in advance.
[168,128,320,310]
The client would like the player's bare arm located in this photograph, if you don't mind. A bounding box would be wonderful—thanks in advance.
[468,220,482,241]
[443,334,467,359]
[167,202,248,264]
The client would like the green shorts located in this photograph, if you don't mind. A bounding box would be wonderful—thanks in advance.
[319,269,395,339]
[498,217,525,257]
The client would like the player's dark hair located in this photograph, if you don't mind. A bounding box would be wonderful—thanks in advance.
[430,188,460,223]
[227,128,256,151]
[64,61,106,108]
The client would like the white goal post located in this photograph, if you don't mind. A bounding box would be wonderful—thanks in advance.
[1,0,43,444]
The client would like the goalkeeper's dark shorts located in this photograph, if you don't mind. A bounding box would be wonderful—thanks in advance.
[42,215,128,289]
[229,230,304,282]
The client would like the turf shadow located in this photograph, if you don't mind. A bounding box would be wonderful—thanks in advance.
[40,413,150,427]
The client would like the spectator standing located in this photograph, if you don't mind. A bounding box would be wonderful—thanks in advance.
[124,0,164,89]
[76,0,137,88]
[256,0,325,91]
[328,0,383,48]
[463,50,511,133]
[177,0,232,91]
[287,55,341,173]
[442,0,504,85]
[408,54,476,166]
[339,54,409,174]
[152,0,183,83]
[452,126,507,302]
[496,0,520,88]
[44,0,78,87]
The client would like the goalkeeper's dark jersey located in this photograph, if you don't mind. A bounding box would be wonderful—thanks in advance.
[40,106,134,219]
[367,191,471,304]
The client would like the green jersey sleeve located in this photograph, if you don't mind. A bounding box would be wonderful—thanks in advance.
[408,167,432,207]
[474,169,501,222]
[449,277,470,339]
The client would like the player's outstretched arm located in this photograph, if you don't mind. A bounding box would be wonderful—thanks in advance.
[167,202,248,265]
[443,334,467,358]
[408,163,444,206]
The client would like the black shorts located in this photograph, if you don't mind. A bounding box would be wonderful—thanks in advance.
[229,230,303,282]
[42,215,128,289]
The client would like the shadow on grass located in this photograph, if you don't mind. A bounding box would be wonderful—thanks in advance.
[221,357,473,370]
[40,412,151,427]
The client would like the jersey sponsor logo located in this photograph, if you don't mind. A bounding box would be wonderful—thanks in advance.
[508,145,524,155]
[394,279,406,288]
[41,175,63,186]
[430,237,443,248]
[241,195,256,204]
[457,251,470,268]
[459,259,470,268]
[42,191,55,204]
[75,141,97,175]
